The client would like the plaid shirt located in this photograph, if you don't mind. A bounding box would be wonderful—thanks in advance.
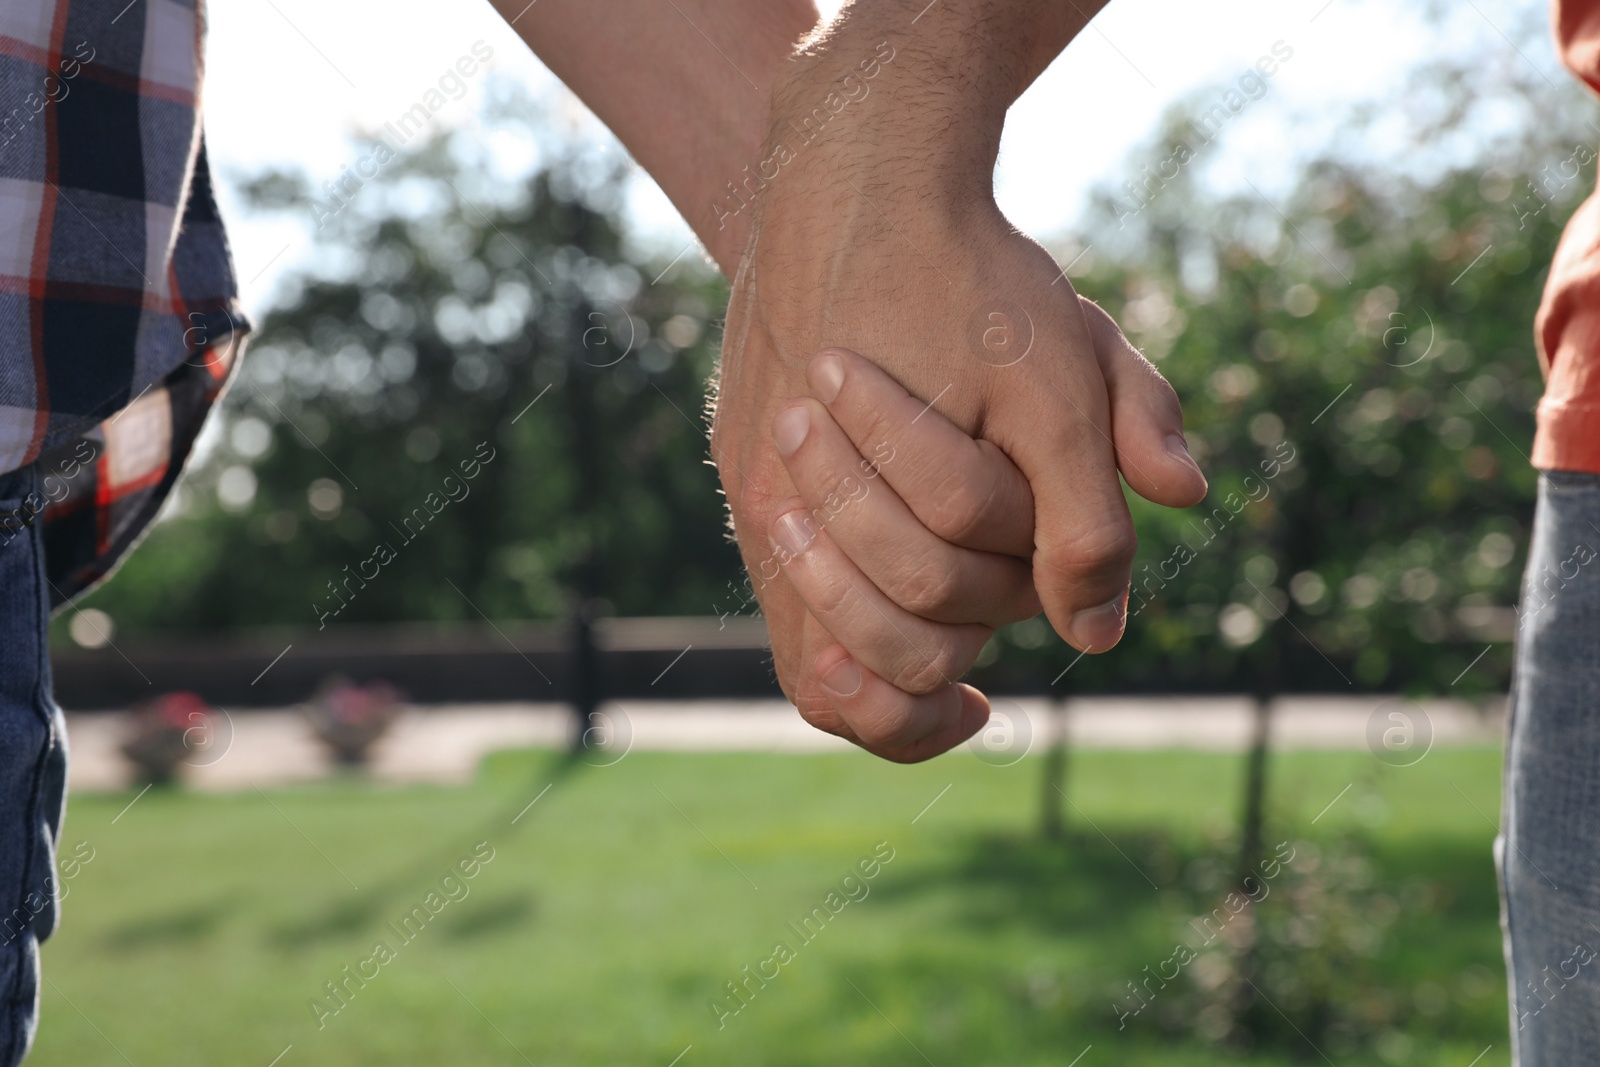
[0,0,247,605]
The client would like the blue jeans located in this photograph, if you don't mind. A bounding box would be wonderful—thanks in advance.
[0,464,68,1067]
[1501,471,1600,1062]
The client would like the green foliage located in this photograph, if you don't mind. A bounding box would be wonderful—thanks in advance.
[1047,161,1544,692]
[79,114,740,633]
[995,53,1598,694]
[75,38,1597,699]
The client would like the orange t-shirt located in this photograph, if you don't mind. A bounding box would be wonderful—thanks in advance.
[1536,0,1600,472]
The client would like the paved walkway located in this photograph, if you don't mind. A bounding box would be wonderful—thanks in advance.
[63,695,1505,793]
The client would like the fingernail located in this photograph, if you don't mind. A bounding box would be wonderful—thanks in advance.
[1165,434,1207,486]
[1166,433,1201,469]
[809,352,845,403]
[773,404,810,457]
[821,657,863,698]
[1069,595,1126,651]
[772,510,816,558]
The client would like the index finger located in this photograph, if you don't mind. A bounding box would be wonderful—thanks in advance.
[982,287,1137,654]
[806,348,1035,558]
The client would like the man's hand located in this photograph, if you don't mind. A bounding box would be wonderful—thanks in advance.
[757,347,1040,760]
[710,2,1206,744]
[496,0,1204,761]
[761,317,1201,760]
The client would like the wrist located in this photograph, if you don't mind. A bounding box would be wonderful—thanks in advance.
[767,0,1103,193]
[769,18,1012,198]
[709,0,1098,273]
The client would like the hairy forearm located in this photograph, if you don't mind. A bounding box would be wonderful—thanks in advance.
[489,0,820,272]
[774,0,1109,187]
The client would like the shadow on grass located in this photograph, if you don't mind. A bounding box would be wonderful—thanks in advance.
[440,894,536,939]
[266,747,579,948]
[872,826,1195,935]
[103,898,231,951]
[800,825,1507,1064]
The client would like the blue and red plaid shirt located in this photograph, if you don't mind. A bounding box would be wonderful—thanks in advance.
[0,0,247,604]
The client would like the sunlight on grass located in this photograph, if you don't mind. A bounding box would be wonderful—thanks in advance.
[32,747,1506,1066]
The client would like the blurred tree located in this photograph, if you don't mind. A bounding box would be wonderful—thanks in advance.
[75,97,740,633]
[989,28,1595,696]
[71,20,1598,701]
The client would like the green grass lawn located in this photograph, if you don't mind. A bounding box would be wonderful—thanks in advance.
[30,746,1508,1066]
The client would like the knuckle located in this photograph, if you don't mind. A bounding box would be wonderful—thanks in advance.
[794,699,842,734]
[892,556,962,618]
[799,566,853,620]
[853,708,915,750]
[922,469,998,545]
[1042,517,1138,580]
[895,641,965,696]
[1137,359,1184,418]
[848,402,899,461]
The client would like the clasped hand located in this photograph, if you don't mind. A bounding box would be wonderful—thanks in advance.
[709,35,1207,762]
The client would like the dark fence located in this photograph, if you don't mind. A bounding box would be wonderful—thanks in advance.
[53,616,1502,710]
[52,617,783,711]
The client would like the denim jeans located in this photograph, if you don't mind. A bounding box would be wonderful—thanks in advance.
[0,464,68,1067]
[1501,471,1600,1062]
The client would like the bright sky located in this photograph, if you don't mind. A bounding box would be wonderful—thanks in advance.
[204,0,1562,315]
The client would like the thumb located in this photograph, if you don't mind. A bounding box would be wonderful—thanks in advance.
[1078,296,1207,508]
